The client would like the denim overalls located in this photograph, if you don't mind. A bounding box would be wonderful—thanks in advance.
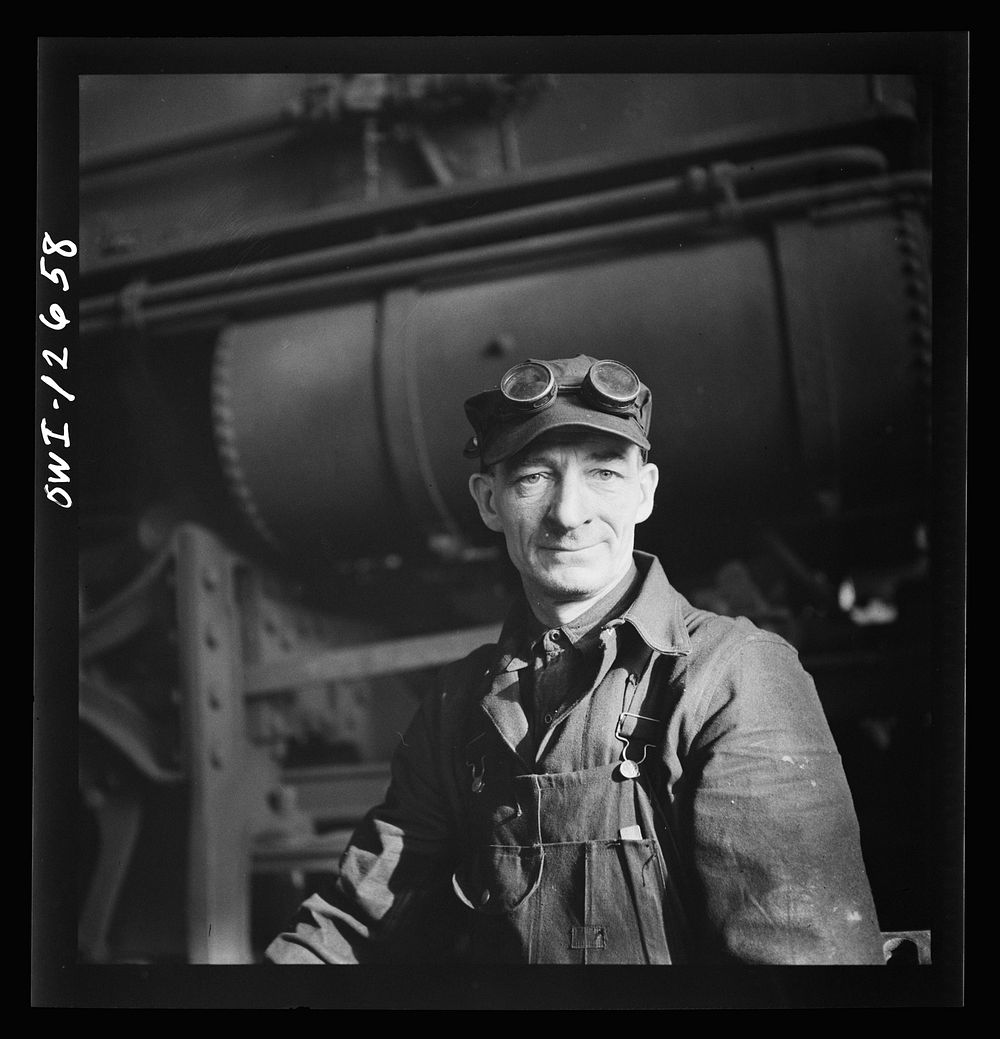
[265,554,887,966]
[450,638,692,964]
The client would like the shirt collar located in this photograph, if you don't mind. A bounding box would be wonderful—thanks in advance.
[617,551,692,655]
[493,551,691,672]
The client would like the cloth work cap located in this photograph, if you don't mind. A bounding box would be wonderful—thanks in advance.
[464,354,653,466]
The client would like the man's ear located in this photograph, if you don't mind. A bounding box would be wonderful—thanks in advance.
[468,471,505,533]
[635,461,659,525]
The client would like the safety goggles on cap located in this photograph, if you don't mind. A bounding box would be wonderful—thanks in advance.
[463,354,652,465]
[499,358,642,414]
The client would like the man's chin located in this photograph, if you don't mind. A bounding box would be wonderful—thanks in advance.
[532,564,608,602]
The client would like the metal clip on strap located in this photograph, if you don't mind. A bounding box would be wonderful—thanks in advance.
[615,710,659,779]
[614,655,659,779]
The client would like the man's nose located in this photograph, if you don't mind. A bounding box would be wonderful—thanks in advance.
[545,472,591,532]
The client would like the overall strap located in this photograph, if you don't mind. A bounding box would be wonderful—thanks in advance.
[616,646,685,790]
[613,640,669,776]
[619,648,694,957]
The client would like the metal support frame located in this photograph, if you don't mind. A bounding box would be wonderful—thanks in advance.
[174,523,499,962]
[174,525,284,963]
[80,521,500,963]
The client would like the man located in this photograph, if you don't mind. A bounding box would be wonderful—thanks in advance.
[266,355,885,965]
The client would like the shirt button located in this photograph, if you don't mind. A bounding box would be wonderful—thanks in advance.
[543,713,554,725]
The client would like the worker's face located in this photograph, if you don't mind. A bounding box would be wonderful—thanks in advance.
[469,429,658,605]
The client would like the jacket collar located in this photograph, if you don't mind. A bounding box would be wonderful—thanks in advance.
[618,551,693,656]
[492,594,543,674]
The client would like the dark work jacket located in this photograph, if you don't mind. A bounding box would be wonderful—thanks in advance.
[265,552,885,965]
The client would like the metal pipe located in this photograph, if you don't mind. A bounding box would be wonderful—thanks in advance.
[81,146,887,321]
[81,110,298,177]
[82,104,919,287]
[80,169,929,339]
[80,167,696,319]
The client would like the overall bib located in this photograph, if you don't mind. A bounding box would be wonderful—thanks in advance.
[451,648,692,964]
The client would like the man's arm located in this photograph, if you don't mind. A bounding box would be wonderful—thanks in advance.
[264,682,461,964]
[680,632,886,964]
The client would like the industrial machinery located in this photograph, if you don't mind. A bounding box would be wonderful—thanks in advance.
[43,66,951,969]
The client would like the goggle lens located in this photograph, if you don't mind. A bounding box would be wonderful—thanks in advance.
[586,360,640,409]
[500,361,556,409]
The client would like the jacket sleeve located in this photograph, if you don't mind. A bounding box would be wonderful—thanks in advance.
[679,631,886,964]
[264,674,463,964]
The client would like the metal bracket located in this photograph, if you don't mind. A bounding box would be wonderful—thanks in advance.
[118,278,149,332]
[708,161,742,221]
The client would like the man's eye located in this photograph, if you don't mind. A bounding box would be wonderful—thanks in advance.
[517,472,545,485]
[593,469,620,481]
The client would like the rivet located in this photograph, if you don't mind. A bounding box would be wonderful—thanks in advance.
[484,333,516,358]
[209,743,224,769]
[268,787,292,813]
[207,686,221,710]
[204,626,218,650]
[201,566,218,591]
